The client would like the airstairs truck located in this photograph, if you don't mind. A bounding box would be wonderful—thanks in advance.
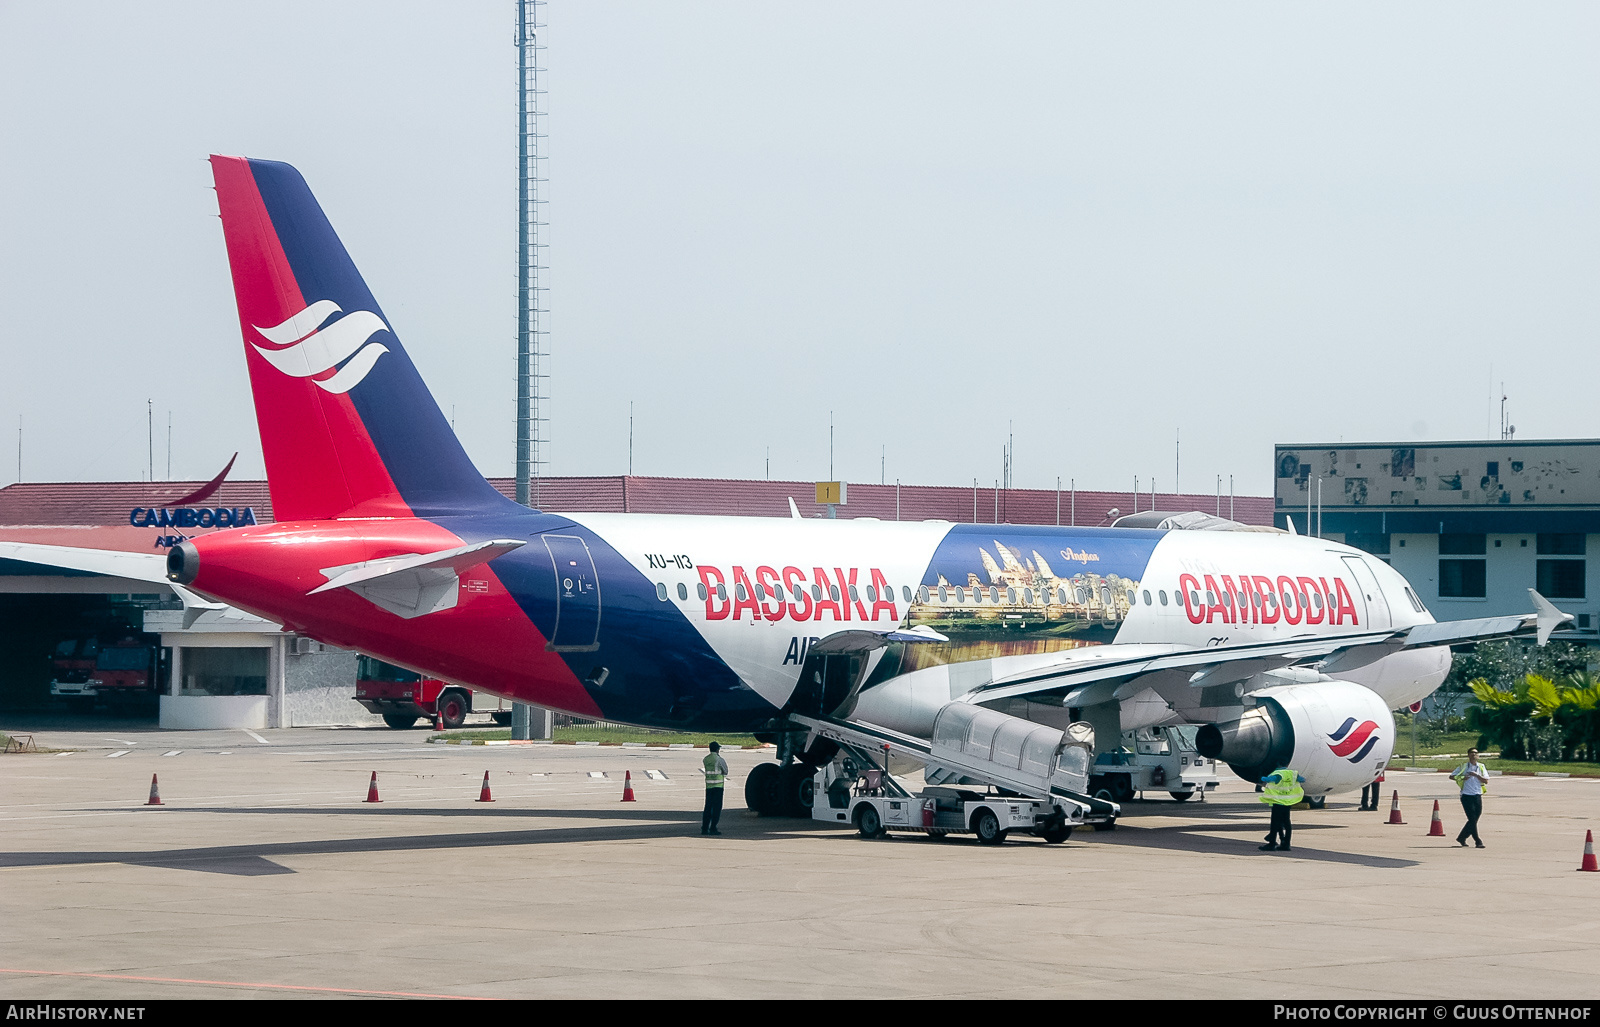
[793,704,1116,845]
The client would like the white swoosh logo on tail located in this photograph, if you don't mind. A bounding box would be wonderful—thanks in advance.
[250,302,390,394]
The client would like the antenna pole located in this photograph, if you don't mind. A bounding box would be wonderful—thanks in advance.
[514,0,549,509]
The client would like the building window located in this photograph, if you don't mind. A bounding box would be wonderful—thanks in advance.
[1346,533,1391,555]
[1537,560,1586,599]
[1538,534,1586,556]
[1439,559,1487,598]
[1439,533,1486,555]
[180,646,268,696]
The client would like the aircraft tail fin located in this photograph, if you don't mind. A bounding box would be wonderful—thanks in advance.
[209,156,510,521]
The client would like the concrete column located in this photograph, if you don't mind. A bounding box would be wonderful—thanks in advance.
[267,637,287,729]
[168,645,183,697]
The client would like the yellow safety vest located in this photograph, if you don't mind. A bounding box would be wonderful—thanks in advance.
[1260,767,1304,806]
[703,752,725,789]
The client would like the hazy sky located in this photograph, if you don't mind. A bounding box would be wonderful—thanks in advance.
[1,2,1597,498]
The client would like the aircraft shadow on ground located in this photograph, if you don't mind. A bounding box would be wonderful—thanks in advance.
[1098,822,1419,868]
[0,810,818,877]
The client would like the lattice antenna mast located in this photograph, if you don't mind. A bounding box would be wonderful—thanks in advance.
[515,0,550,509]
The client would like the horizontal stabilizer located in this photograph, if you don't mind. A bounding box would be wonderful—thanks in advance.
[311,539,524,620]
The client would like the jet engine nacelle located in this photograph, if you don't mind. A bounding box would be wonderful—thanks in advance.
[1195,680,1394,797]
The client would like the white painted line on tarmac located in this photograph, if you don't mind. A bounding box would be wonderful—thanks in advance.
[105,750,130,758]
[244,731,271,745]
[161,751,183,757]
[587,771,607,779]
[104,738,137,745]
[53,752,74,757]
[645,769,668,781]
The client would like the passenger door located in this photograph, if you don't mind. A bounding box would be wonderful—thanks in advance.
[1341,556,1392,630]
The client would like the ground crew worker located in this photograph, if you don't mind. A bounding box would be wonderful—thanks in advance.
[1359,768,1385,811]
[1259,763,1306,851]
[1452,747,1489,848]
[701,741,729,836]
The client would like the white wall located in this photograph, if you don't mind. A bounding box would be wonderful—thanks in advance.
[1385,532,1594,634]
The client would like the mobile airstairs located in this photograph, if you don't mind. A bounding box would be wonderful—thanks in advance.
[790,704,1120,845]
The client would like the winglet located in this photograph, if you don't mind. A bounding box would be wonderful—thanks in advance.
[788,497,802,520]
[1529,588,1574,645]
[1285,516,1297,536]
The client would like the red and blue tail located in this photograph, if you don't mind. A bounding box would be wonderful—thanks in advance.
[210,155,511,522]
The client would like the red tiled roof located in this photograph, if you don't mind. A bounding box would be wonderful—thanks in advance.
[0,477,1273,528]
[0,480,275,526]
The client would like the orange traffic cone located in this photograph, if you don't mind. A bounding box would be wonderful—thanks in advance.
[1580,830,1598,872]
[621,770,636,802]
[434,711,444,732]
[1427,799,1446,837]
[1386,790,1405,825]
[145,773,163,806]
[364,771,381,803]
[477,771,493,803]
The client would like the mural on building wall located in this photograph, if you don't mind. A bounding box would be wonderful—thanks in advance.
[1276,444,1600,509]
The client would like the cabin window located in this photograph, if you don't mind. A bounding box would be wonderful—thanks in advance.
[1143,590,1152,606]
[678,583,689,601]
[736,584,748,601]
[697,583,708,601]
[956,588,966,603]
[1158,590,1168,606]
[1313,593,1323,609]
[1205,590,1215,605]
[655,583,668,601]
[865,585,876,602]
[914,586,924,603]
[830,585,841,602]
[754,583,767,600]
[848,585,859,603]
[716,584,727,601]
[1223,592,1232,608]
[812,584,823,601]
[1190,591,1200,606]
[1024,588,1033,604]
[937,586,947,602]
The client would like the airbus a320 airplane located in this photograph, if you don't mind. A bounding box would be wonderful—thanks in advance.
[1,157,1570,825]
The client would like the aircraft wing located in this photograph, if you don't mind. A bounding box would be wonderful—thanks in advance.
[958,590,1572,707]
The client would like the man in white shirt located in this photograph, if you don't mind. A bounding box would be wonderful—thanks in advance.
[1454,748,1489,848]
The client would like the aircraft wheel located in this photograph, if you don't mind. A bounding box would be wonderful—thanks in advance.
[1169,790,1193,802]
[382,713,419,729]
[1109,774,1135,803]
[744,762,782,816]
[777,763,814,817]
[1307,795,1326,810]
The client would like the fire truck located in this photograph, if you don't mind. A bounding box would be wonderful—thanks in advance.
[49,637,158,713]
[353,655,511,729]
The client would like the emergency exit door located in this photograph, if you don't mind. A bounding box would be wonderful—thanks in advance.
[542,534,601,651]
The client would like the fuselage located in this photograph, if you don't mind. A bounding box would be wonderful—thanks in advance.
[178,506,1450,736]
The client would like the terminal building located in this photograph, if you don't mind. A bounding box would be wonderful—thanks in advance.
[1274,439,1600,642]
[0,474,1272,729]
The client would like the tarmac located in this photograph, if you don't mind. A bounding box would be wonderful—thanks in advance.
[2,721,1599,999]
